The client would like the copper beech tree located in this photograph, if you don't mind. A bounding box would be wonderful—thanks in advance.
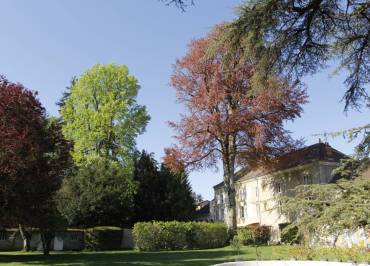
[164,26,308,231]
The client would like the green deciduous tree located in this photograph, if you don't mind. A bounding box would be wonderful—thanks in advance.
[58,64,149,227]
[60,64,150,166]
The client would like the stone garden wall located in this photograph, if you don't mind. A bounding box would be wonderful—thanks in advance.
[0,228,134,251]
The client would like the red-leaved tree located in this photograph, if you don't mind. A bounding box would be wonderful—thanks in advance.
[164,26,308,231]
[0,76,71,254]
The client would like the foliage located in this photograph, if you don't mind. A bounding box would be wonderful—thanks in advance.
[188,222,229,249]
[133,221,228,251]
[275,245,370,262]
[84,226,123,251]
[60,64,149,166]
[56,157,137,228]
[250,225,271,245]
[164,24,307,230]
[235,227,254,245]
[132,151,195,224]
[223,0,370,110]
[281,177,370,245]
[279,223,300,245]
[0,77,71,254]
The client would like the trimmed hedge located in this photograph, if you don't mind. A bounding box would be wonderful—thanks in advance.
[234,225,271,246]
[84,226,123,251]
[133,221,228,251]
[235,226,254,245]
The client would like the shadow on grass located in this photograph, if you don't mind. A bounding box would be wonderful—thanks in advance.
[0,249,237,266]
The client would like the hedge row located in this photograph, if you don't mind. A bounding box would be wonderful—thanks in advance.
[133,221,228,251]
[84,226,123,251]
[235,224,271,245]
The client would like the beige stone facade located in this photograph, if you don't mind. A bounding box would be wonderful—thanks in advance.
[210,143,346,242]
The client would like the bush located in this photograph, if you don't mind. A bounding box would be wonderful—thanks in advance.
[85,226,123,251]
[279,223,300,244]
[133,221,228,251]
[189,222,228,249]
[250,225,270,245]
[235,227,254,245]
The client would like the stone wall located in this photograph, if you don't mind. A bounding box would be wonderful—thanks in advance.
[0,228,134,251]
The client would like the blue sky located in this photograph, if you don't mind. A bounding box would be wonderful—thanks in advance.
[1,0,369,200]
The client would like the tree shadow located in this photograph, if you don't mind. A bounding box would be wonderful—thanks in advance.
[0,249,236,266]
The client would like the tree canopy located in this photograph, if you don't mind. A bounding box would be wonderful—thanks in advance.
[132,151,195,223]
[223,0,369,110]
[0,77,71,253]
[60,64,150,166]
[57,156,136,227]
[165,25,307,230]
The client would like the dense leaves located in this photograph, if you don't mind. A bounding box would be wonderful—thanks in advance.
[132,151,195,223]
[57,157,137,227]
[0,77,71,254]
[60,64,150,166]
[165,25,307,230]
[281,175,370,246]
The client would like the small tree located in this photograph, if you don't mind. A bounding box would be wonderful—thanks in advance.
[164,25,307,231]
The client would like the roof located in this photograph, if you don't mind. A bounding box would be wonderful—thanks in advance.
[213,142,347,190]
[195,200,210,216]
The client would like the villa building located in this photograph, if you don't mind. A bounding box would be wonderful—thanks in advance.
[210,142,347,242]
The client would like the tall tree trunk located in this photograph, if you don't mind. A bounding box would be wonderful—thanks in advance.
[223,153,237,234]
[224,177,237,233]
[18,224,31,251]
[40,230,54,255]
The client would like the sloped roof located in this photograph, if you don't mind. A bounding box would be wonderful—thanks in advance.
[213,142,347,190]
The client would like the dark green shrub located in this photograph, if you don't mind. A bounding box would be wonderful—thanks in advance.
[279,223,300,244]
[235,227,254,245]
[85,226,123,251]
[250,225,270,245]
[133,221,228,251]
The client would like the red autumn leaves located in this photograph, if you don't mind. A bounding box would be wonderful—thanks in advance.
[164,26,308,172]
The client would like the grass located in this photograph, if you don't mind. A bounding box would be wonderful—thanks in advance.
[0,246,274,266]
[0,245,369,266]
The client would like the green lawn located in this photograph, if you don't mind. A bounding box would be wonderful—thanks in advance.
[0,245,368,266]
[0,246,277,266]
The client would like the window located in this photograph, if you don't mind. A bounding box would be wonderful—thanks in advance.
[240,206,244,218]
[276,183,282,193]
[303,173,313,184]
[0,231,7,241]
[244,206,248,218]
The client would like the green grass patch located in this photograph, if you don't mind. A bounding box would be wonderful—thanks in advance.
[0,245,368,266]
